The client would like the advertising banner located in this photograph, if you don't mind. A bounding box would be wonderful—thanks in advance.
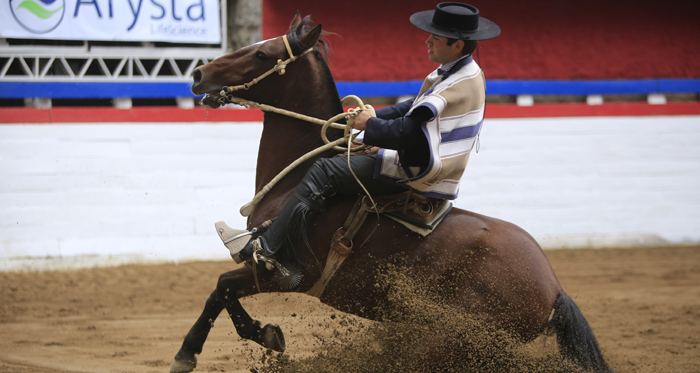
[0,0,221,44]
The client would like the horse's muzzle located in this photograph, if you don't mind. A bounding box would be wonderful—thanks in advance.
[191,68,204,95]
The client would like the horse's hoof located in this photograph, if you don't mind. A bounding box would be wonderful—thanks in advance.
[261,323,286,352]
[170,358,197,373]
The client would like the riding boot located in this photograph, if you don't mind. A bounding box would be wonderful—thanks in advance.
[232,163,335,264]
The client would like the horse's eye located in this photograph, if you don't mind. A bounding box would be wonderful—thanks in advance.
[255,51,268,61]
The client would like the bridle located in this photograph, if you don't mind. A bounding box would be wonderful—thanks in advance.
[217,35,314,96]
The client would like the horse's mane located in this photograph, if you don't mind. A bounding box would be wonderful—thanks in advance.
[287,15,332,61]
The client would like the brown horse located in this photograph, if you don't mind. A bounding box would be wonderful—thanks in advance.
[173,13,613,373]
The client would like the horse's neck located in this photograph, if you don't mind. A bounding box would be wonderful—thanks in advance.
[255,115,329,191]
[250,55,344,224]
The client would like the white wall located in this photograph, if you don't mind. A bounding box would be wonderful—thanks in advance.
[1,122,260,271]
[1,116,699,271]
[464,116,700,249]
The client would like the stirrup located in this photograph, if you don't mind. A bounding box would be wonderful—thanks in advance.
[215,221,252,264]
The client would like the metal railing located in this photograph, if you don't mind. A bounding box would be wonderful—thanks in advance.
[0,48,222,82]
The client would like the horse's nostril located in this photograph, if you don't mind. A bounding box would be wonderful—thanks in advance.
[192,69,203,85]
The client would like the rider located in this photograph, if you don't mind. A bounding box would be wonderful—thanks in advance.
[220,3,500,266]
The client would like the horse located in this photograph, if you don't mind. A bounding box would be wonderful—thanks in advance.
[172,13,613,373]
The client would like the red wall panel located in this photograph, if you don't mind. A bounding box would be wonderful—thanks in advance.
[262,0,700,81]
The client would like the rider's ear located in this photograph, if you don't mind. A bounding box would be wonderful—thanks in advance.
[298,24,322,49]
[289,11,302,31]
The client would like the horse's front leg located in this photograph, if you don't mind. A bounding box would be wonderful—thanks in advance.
[170,266,284,373]
[171,290,225,373]
[217,266,286,352]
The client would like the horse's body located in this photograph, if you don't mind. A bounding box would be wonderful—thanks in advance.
[172,14,612,373]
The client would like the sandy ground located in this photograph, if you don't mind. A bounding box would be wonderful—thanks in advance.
[1,246,698,373]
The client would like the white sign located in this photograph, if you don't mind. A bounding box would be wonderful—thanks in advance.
[0,0,221,44]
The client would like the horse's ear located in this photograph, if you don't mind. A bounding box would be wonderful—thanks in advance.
[298,24,322,49]
[289,11,302,31]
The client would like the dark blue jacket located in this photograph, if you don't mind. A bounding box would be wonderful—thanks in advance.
[363,99,433,171]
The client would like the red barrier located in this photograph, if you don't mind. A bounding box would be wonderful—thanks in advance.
[263,0,700,81]
[2,103,698,124]
[0,107,264,123]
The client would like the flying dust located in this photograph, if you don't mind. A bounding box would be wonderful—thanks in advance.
[251,258,581,373]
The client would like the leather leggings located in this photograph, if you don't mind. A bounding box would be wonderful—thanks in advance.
[259,154,406,260]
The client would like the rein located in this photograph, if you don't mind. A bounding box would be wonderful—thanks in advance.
[210,35,375,217]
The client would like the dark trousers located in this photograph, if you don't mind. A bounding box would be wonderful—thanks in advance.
[303,154,407,196]
[260,154,406,259]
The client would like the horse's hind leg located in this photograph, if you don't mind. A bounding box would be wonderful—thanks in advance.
[217,268,286,352]
[171,290,224,373]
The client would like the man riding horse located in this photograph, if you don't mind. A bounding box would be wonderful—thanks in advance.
[176,4,614,372]
[219,3,500,269]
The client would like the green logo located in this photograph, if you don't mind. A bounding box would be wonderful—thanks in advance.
[10,0,65,34]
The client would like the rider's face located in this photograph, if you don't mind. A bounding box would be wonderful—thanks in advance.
[426,34,462,65]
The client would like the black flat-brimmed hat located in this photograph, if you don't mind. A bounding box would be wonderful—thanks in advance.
[410,2,500,41]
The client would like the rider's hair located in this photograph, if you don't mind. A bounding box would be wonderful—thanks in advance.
[446,39,478,56]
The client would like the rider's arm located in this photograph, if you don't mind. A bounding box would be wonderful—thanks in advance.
[362,105,433,151]
[373,98,416,120]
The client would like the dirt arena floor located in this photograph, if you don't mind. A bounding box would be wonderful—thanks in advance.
[1,246,698,373]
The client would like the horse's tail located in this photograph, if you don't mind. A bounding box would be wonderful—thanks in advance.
[548,291,614,373]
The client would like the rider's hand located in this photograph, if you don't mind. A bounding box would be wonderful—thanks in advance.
[353,110,372,131]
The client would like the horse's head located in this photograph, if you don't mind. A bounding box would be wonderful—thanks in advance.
[192,13,326,108]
